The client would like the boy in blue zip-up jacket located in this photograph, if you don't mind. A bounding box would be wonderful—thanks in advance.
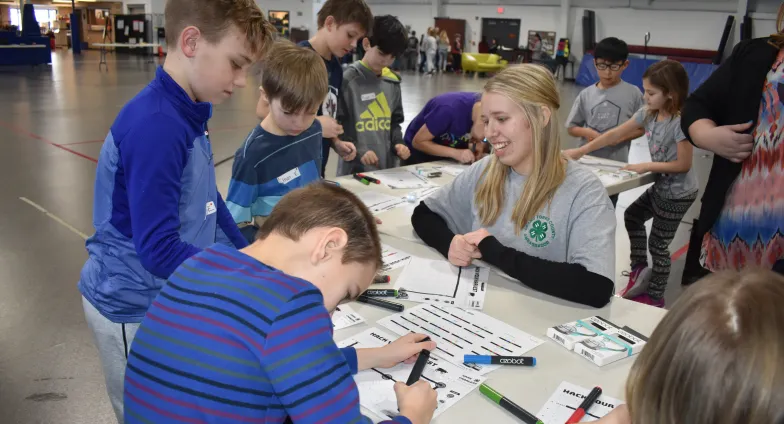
[78,1,275,421]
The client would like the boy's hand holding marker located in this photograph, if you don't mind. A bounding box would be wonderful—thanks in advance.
[359,333,437,369]
[356,333,438,424]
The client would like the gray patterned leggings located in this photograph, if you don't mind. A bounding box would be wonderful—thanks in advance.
[624,186,697,299]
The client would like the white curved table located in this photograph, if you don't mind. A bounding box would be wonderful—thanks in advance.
[334,159,665,423]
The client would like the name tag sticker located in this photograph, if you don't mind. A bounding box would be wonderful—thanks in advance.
[361,93,376,101]
[277,167,302,185]
[205,201,217,216]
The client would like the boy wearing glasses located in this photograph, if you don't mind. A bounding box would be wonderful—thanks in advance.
[565,37,643,206]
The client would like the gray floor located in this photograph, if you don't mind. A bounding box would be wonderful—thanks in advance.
[0,50,711,423]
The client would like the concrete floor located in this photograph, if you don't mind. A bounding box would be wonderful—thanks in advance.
[0,50,712,423]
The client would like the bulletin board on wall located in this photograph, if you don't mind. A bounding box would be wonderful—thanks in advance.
[268,10,290,38]
[528,30,556,56]
[114,14,151,54]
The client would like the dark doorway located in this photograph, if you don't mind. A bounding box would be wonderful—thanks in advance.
[481,18,521,49]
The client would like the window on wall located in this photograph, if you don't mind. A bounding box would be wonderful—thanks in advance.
[10,7,58,31]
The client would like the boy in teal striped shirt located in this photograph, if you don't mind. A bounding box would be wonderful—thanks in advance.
[125,183,438,424]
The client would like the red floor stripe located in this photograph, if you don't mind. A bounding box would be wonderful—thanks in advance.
[0,120,98,163]
[671,242,689,261]
[58,139,104,146]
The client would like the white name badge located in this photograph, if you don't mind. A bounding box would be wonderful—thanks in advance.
[361,93,377,102]
[205,201,217,216]
[277,167,302,185]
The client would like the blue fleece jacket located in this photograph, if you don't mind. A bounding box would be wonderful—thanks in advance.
[78,67,248,323]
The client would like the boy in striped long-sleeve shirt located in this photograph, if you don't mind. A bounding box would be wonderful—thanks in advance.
[226,42,328,243]
[125,183,438,424]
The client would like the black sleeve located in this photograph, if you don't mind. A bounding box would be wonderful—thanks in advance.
[681,41,742,144]
[413,203,614,308]
[477,236,614,308]
[411,202,454,259]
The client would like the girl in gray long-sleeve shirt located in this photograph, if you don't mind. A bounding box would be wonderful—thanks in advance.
[412,64,616,308]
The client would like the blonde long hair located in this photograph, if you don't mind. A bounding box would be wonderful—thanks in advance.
[625,270,784,424]
[475,65,566,234]
[439,30,449,45]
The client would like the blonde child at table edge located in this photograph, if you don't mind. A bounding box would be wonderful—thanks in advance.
[597,269,784,424]
[411,64,617,308]
[565,60,698,308]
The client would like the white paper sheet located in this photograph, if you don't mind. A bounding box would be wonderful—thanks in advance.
[381,244,413,273]
[332,304,365,330]
[393,257,489,310]
[579,158,638,186]
[366,169,435,189]
[356,191,403,214]
[537,381,623,422]
[117,21,124,30]
[337,327,485,420]
[433,164,470,177]
[378,304,544,375]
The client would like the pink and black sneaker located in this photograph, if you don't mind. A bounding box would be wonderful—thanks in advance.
[620,265,652,299]
[627,293,665,308]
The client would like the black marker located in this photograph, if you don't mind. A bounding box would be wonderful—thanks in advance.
[406,337,432,385]
[363,289,398,298]
[356,294,404,312]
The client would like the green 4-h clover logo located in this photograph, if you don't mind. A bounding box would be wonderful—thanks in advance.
[524,215,556,248]
[529,220,548,242]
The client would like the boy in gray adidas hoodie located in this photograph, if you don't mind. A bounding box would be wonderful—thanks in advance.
[336,15,410,176]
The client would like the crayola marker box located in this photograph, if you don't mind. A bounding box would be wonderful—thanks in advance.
[546,316,620,351]
[573,326,648,366]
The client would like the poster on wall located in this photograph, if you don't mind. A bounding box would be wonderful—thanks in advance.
[528,30,556,56]
[268,10,290,38]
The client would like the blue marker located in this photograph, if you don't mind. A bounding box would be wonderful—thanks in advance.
[464,355,536,366]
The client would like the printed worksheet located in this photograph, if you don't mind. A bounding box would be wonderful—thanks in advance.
[433,164,470,177]
[356,191,405,214]
[366,169,436,189]
[332,305,365,330]
[381,244,413,273]
[579,157,638,185]
[377,304,544,375]
[337,327,485,420]
[537,382,623,422]
[393,257,489,310]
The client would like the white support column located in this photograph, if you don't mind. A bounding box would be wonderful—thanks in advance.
[431,0,442,20]
[729,0,749,53]
[558,0,571,42]
[18,0,24,30]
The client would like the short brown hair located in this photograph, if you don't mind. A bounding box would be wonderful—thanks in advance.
[260,41,328,113]
[257,183,383,269]
[316,0,373,33]
[164,0,275,58]
[642,59,689,116]
[626,269,784,424]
